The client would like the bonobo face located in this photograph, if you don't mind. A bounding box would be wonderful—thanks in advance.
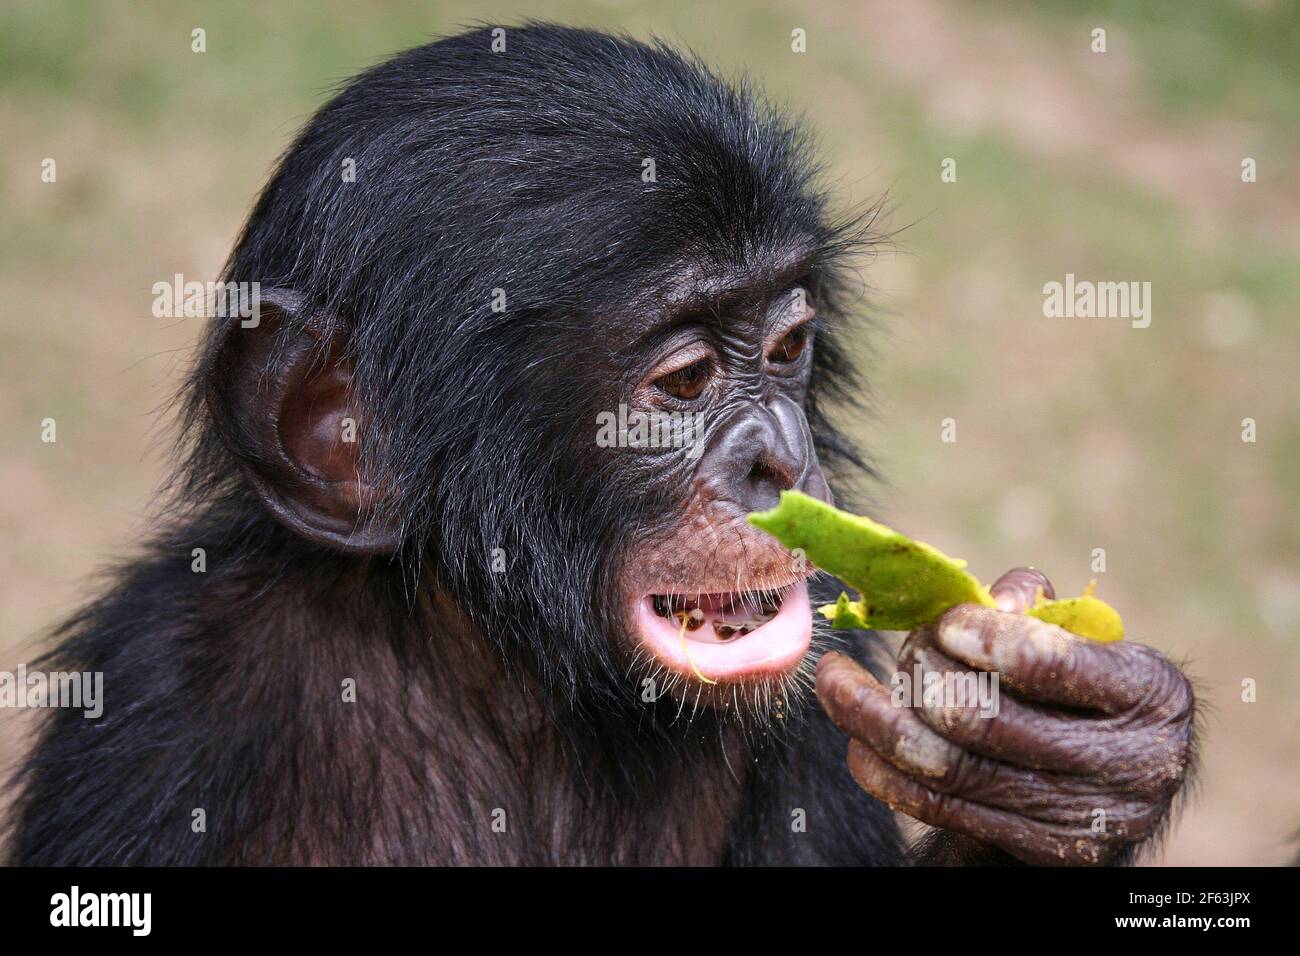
[613,254,833,693]
[197,24,861,722]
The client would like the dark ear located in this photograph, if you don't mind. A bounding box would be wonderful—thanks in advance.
[205,288,401,554]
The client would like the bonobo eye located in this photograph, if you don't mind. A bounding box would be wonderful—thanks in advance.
[656,358,710,401]
[769,324,809,363]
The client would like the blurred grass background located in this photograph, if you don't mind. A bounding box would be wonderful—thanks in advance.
[1,0,1296,864]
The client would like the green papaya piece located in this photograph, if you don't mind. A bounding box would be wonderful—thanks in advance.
[748,490,995,631]
[747,490,1123,642]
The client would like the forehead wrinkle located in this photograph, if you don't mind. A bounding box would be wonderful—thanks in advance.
[611,238,820,353]
[662,240,819,315]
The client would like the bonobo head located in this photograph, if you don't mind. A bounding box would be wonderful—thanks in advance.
[185,25,873,732]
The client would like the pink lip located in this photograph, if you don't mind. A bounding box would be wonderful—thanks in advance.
[632,581,813,683]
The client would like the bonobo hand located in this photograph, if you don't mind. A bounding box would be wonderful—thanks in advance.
[816,568,1196,865]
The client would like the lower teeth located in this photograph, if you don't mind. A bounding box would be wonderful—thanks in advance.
[653,592,780,639]
[713,622,747,641]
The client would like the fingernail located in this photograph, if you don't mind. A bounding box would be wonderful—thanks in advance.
[994,593,1020,612]
[989,567,1055,612]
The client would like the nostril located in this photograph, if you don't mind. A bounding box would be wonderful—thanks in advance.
[745,458,798,510]
[748,459,789,492]
[700,406,814,511]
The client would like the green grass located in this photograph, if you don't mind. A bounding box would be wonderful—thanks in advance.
[1007,0,1300,119]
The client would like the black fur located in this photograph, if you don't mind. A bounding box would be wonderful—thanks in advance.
[6,24,907,865]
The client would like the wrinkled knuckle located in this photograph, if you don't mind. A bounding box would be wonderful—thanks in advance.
[921,788,953,828]
[1111,732,1186,794]
[1135,659,1195,725]
[943,752,986,794]
[1106,798,1160,835]
[1132,803,1165,840]
[1156,738,1193,792]
[1014,632,1074,687]
[927,700,986,743]
[1165,672,1196,724]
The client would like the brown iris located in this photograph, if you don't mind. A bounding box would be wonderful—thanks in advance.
[770,324,808,363]
[656,358,709,400]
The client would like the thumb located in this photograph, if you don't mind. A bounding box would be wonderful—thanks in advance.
[988,567,1054,613]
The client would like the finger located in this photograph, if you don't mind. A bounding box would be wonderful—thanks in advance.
[819,651,1124,817]
[989,567,1055,612]
[845,739,1120,866]
[899,632,1116,774]
[903,630,1196,795]
[816,652,965,780]
[933,604,1146,713]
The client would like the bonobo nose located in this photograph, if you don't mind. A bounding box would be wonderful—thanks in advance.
[697,397,830,513]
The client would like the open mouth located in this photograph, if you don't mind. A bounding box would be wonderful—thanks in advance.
[632,581,813,683]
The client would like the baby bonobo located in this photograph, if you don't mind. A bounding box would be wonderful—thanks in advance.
[6,24,1194,866]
